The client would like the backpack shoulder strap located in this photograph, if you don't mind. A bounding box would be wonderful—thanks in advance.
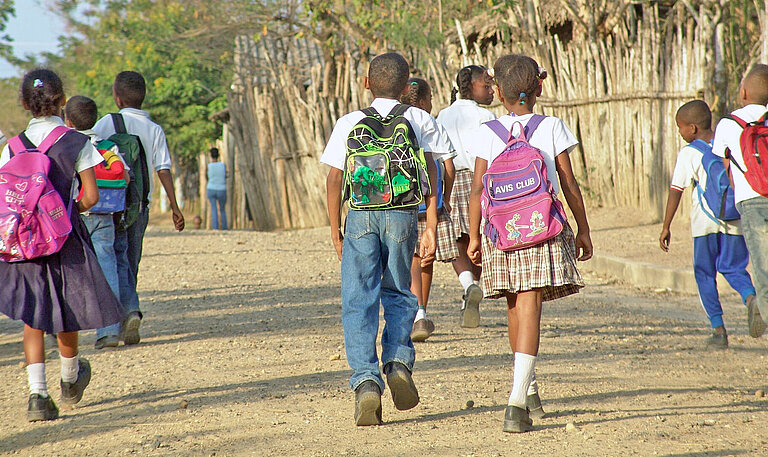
[37,126,70,154]
[524,114,546,138]
[111,113,127,134]
[688,139,712,154]
[7,133,30,156]
[484,120,510,142]
[726,114,748,129]
[387,103,409,119]
[360,107,380,119]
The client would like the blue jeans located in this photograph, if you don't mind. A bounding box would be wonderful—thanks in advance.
[81,214,121,339]
[341,209,418,391]
[126,206,150,283]
[207,189,227,230]
[692,233,755,328]
[738,197,768,320]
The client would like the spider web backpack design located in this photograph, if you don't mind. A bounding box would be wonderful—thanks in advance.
[344,104,430,210]
[481,115,567,251]
[0,126,73,262]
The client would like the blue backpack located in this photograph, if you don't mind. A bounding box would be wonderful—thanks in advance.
[689,139,739,221]
[418,159,443,213]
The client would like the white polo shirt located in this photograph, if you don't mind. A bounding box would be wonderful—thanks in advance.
[436,99,496,172]
[463,113,578,196]
[670,144,740,237]
[94,107,173,200]
[712,104,768,204]
[320,98,454,170]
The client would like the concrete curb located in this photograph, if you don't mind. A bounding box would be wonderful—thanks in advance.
[583,253,698,295]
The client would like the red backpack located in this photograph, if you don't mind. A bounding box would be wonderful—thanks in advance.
[728,113,768,196]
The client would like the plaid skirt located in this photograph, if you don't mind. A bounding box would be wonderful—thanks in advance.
[416,209,460,262]
[480,222,584,301]
[450,168,473,237]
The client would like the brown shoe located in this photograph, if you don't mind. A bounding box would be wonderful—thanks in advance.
[354,380,382,426]
[503,405,533,433]
[526,392,546,419]
[411,318,435,342]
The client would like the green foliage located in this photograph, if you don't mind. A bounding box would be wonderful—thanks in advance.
[0,0,15,63]
[0,76,28,137]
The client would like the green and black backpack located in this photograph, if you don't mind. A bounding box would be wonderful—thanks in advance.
[344,104,430,210]
[108,113,150,230]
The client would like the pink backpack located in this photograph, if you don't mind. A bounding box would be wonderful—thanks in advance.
[0,126,73,262]
[481,116,567,251]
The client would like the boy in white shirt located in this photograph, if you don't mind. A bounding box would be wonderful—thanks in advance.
[322,53,447,426]
[94,71,185,345]
[712,64,768,338]
[437,66,496,328]
[660,100,755,349]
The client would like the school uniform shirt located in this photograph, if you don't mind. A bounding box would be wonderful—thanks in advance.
[320,98,454,170]
[436,99,496,172]
[712,104,768,204]
[670,144,741,237]
[93,107,173,201]
[0,116,103,180]
[464,113,578,196]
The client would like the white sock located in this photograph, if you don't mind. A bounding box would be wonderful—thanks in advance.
[458,271,474,292]
[527,374,538,395]
[415,308,427,322]
[27,363,48,397]
[473,279,481,286]
[508,352,536,407]
[60,354,79,383]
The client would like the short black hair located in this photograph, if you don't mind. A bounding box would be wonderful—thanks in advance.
[676,100,712,130]
[20,69,65,117]
[210,147,219,159]
[743,64,768,105]
[114,71,146,108]
[368,53,410,98]
[493,54,540,106]
[65,95,98,130]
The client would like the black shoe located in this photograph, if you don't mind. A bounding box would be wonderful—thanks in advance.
[705,332,728,350]
[526,392,546,419]
[746,295,766,338]
[94,335,120,350]
[503,405,533,433]
[60,358,91,406]
[354,380,382,426]
[27,394,59,422]
[460,284,482,328]
[384,362,419,410]
[121,312,142,345]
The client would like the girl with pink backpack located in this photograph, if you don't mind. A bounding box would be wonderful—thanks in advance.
[466,55,593,433]
[0,70,124,421]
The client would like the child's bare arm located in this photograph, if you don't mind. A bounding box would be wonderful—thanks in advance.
[77,167,99,212]
[326,167,344,261]
[420,153,438,267]
[659,189,683,252]
[158,169,185,231]
[442,158,455,213]
[555,152,593,261]
[467,157,487,266]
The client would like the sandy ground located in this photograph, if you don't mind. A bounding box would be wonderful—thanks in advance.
[0,214,767,456]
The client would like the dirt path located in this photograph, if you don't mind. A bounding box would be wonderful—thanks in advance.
[0,225,767,456]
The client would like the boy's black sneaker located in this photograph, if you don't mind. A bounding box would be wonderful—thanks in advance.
[354,380,382,426]
[526,392,546,419]
[27,394,59,422]
[460,284,483,328]
[60,358,91,406]
[384,362,419,410]
[705,332,728,350]
[503,405,533,433]
[746,295,766,338]
[94,335,120,350]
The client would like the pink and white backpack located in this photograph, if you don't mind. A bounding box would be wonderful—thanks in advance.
[0,126,73,262]
[481,115,567,251]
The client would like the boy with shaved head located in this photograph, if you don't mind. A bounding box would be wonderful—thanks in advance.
[321,52,447,425]
[660,100,756,349]
[713,64,768,338]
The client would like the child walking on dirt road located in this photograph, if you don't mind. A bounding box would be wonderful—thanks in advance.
[660,100,755,349]
[321,52,447,426]
[467,54,593,433]
[0,69,124,421]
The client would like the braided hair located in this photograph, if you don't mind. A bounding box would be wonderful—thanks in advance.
[400,78,431,109]
[20,69,65,118]
[492,55,541,107]
[450,65,487,104]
